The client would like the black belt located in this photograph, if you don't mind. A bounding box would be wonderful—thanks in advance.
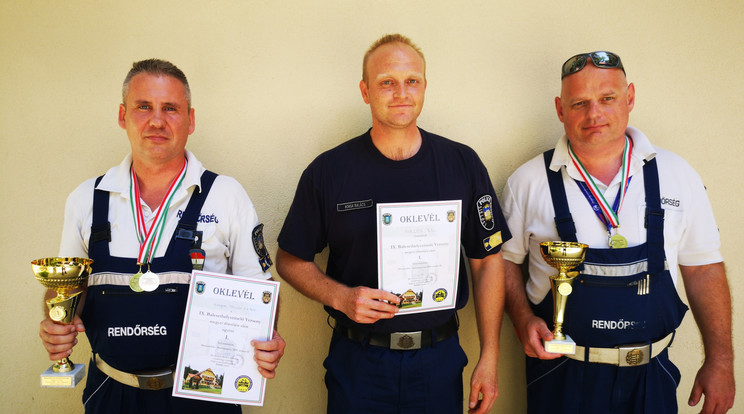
[334,314,459,350]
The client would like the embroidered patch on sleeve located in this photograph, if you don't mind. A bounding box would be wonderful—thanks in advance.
[252,223,273,272]
[483,231,503,252]
[477,195,495,231]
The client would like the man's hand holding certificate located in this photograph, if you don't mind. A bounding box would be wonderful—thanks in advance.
[173,271,279,406]
[377,200,461,315]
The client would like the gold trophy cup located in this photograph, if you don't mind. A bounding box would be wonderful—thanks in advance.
[32,257,93,387]
[539,241,587,355]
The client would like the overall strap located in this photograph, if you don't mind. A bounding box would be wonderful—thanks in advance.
[87,170,219,273]
[160,170,218,270]
[643,158,665,274]
[88,175,112,256]
[543,150,578,241]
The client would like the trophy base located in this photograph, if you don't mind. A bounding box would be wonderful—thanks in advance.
[544,335,576,355]
[41,363,85,388]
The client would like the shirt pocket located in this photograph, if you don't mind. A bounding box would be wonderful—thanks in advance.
[634,204,684,245]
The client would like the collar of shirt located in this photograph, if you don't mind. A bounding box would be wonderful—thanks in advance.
[548,126,658,189]
[94,150,206,205]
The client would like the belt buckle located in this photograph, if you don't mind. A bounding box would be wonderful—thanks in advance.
[136,369,174,390]
[390,331,422,350]
[617,343,650,367]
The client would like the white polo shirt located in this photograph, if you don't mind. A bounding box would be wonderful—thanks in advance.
[501,127,722,304]
[59,150,271,280]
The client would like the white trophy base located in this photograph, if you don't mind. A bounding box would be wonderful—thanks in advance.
[40,363,85,388]
[544,335,576,355]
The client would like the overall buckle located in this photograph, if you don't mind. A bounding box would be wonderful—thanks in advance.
[135,368,174,390]
[617,343,651,367]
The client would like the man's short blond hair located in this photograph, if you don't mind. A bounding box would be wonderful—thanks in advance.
[362,34,426,83]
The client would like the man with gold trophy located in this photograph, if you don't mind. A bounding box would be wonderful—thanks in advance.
[538,241,587,355]
[33,257,93,387]
[501,52,733,413]
[37,59,285,414]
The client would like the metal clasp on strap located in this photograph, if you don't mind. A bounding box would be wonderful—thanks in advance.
[617,343,651,367]
[390,331,422,350]
[136,368,175,390]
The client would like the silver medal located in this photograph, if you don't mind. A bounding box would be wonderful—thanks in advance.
[138,270,160,292]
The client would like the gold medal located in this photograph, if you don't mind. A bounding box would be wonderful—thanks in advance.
[129,272,144,292]
[609,233,628,249]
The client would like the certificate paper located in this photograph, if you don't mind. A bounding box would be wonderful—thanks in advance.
[173,270,279,406]
[377,200,461,315]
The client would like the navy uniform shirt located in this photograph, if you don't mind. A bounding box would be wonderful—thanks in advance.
[279,128,510,332]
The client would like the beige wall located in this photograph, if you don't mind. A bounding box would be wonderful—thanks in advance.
[2,1,742,413]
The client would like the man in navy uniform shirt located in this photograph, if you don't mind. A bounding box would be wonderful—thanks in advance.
[276,34,511,414]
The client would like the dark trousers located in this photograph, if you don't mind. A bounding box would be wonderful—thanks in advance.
[324,332,468,414]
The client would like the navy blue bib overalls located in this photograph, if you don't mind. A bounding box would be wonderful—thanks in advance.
[80,171,240,414]
[526,151,688,413]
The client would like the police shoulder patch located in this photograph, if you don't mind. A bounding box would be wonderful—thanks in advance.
[476,195,495,231]
[252,224,273,272]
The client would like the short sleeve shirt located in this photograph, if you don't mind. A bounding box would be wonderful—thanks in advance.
[501,127,722,304]
[278,128,511,332]
[59,150,271,280]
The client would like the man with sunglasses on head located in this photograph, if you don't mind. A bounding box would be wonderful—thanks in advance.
[501,51,734,413]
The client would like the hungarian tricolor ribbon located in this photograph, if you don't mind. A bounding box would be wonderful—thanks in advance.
[129,159,188,265]
[568,136,632,234]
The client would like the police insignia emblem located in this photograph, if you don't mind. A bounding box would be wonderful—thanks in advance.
[477,195,494,230]
[382,213,392,225]
[145,377,163,390]
[432,288,448,302]
[625,349,644,366]
[196,281,206,294]
[252,224,273,272]
[190,248,205,270]
[397,334,415,349]
[262,291,272,304]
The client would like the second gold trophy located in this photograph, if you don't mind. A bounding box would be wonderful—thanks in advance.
[539,241,587,355]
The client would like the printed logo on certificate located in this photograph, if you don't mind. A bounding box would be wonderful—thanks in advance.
[377,200,462,315]
[173,270,279,406]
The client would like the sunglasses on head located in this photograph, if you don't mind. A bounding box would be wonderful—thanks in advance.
[561,51,625,79]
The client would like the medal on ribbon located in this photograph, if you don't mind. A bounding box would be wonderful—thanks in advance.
[128,159,188,291]
[568,137,633,249]
[129,265,144,292]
